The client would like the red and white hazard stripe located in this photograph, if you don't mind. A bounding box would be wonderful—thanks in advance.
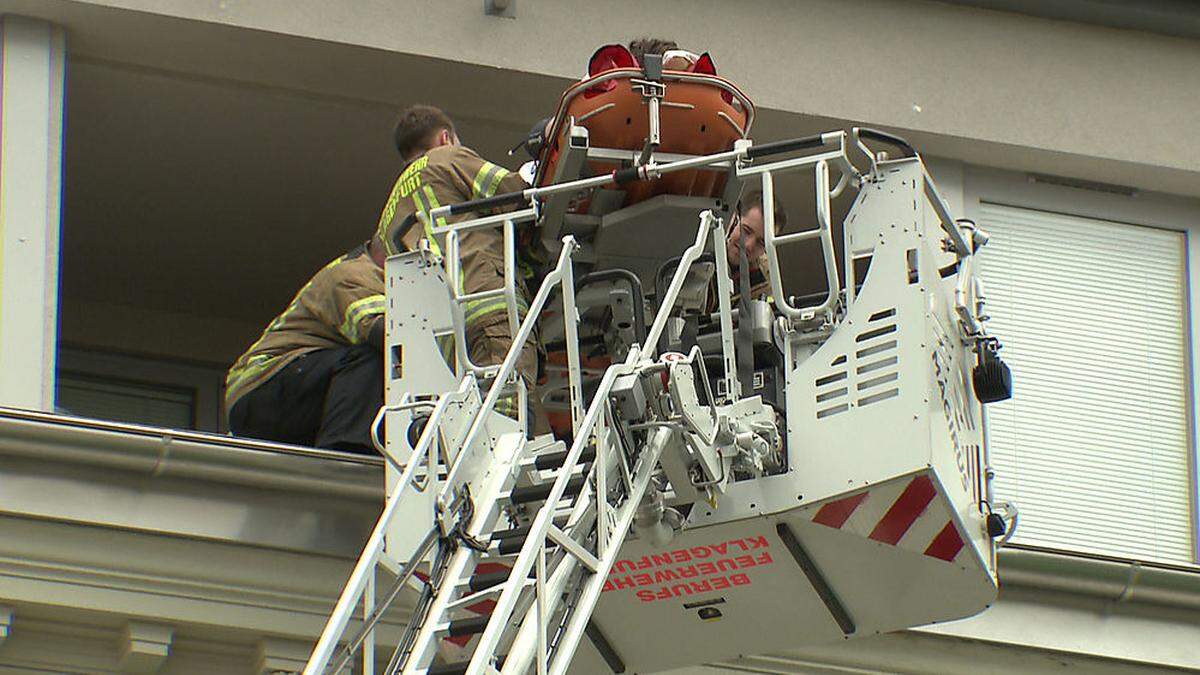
[803,473,969,564]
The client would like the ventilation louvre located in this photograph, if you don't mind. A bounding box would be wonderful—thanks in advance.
[815,307,901,419]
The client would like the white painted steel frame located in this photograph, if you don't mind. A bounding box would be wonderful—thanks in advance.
[310,238,587,673]
[438,238,583,493]
[462,214,729,675]
[303,379,472,673]
[312,131,994,674]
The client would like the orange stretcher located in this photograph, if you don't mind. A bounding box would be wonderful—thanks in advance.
[534,45,755,210]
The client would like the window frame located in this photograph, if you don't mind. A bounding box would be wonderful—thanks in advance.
[55,346,226,433]
[961,165,1200,565]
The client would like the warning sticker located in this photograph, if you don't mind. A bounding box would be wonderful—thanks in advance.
[602,535,775,603]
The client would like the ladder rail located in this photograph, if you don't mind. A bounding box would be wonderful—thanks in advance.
[438,237,582,499]
[303,380,470,675]
[467,211,723,675]
[462,354,637,675]
[546,427,673,675]
[496,415,638,672]
[326,528,438,675]
[398,434,525,672]
[395,239,586,672]
[643,211,722,353]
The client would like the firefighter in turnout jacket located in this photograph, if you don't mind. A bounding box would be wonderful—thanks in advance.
[375,105,542,424]
[225,242,385,454]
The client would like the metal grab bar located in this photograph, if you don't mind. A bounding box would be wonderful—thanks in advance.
[426,133,846,228]
[370,397,437,456]
[445,218,526,381]
[849,127,972,258]
[575,268,647,348]
[759,158,843,323]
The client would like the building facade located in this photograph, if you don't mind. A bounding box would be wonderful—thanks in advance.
[0,0,1197,672]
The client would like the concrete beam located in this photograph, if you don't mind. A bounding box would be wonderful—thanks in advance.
[2,0,1198,179]
[255,637,310,675]
[0,1,1196,198]
[117,622,173,674]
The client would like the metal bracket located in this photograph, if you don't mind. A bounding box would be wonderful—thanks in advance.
[483,0,516,18]
[630,78,667,165]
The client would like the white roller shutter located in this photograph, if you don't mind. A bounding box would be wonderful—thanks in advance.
[976,203,1196,565]
[56,374,196,430]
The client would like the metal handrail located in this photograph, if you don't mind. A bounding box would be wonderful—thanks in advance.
[753,145,848,324]
[444,216,535,382]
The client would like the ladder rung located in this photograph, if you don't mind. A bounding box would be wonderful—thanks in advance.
[428,657,506,675]
[447,615,490,638]
[497,534,570,556]
[498,536,530,556]
[533,446,597,471]
[491,525,531,541]
[510,476,586,505]
[456,288,505,304]
[490,512,573,547]
[468,570,510,592]
[451,576,535,612]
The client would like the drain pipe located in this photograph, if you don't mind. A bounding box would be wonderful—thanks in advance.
[999,546,1200,611]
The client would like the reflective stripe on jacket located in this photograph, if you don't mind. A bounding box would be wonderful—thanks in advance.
[224,243,385,412]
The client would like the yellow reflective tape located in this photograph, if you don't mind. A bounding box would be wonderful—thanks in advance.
[484,165,510,198]
[419,185,445,257]
[494,396,519,419]
[397,156,428,197]
[378,156,430,255]
[471,162,502,199]
[435,334,456,372]
[229,255,344,382]
[340,295,386,343]
[344,295,386,326]
[462,295,529,326]
[375,183,402,248]
[226,353,277,392]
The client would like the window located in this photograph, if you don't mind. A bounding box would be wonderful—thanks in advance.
[56,373,196,429]
[976,202,1195,565]
[54,348,226,432]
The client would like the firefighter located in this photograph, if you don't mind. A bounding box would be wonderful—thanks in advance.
[372,105,542,426]
[225,242,385,454]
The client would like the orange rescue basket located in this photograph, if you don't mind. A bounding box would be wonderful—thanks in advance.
[535,68,755,209]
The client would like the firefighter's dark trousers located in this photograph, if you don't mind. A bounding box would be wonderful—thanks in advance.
[229,345,382,455]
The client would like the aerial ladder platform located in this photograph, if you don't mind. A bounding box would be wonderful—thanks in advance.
[302,55,1015,675]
